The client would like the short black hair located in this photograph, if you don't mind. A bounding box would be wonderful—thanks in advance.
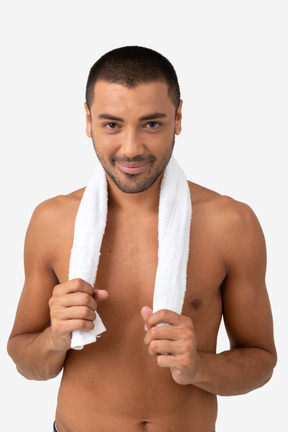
[85,46,180,111]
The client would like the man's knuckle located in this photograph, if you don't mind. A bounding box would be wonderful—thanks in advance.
[74,278,84,290]
[183,341,192,352]
[181,356,191,369]
[48,296,55,307]
[80,293,90,305]
[150,341,158,352]
[181,325,193,338]
[150,327,158,339]
[159,309,168,322]
[80,307,90,319]
[52,284,60,296]
[49,298,60,313]
[157,355,164,367]
[77,320,87,330]
[88,321,95,330]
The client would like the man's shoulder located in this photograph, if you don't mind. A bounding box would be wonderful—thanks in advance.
[28,188,85,235]
[36,188,84,214]
[188,181,261,236]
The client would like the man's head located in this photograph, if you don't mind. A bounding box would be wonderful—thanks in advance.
[85,46,180,114]
[84,47,182,195]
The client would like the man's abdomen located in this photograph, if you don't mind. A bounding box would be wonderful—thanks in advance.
[55,333,217,432]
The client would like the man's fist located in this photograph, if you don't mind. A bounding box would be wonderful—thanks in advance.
[141,307,201,385]
[49,278,108,352]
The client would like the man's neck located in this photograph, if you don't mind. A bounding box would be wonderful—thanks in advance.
[106,174,163,216]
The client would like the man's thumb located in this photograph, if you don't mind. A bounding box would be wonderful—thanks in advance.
[141,306,153,328]
[93,289,109,302]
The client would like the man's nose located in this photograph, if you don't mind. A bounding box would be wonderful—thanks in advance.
[120,128,144,158]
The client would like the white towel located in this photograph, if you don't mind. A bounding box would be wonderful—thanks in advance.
[70,156,192,350]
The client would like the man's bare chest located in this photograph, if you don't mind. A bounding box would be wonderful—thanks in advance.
[53,209,224,348]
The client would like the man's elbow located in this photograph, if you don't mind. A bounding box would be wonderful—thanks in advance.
[7,336,17,365]
[260,348,277,388]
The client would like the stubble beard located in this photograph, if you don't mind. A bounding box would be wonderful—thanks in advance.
[91,136,175,194]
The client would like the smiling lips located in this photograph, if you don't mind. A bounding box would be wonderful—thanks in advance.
[115,161,151,174]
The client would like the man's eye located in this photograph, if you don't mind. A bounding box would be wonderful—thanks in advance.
[146,121,160,128]
[104,122,119,129]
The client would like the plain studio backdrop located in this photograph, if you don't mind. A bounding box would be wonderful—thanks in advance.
[1,1,287,430]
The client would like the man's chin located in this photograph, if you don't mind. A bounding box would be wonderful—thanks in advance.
[108,171,162,194]
[110,180,155,194]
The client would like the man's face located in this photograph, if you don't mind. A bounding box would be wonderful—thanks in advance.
[85,80,182,194]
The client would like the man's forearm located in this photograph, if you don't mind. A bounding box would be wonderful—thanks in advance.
[7,327,67,381]
[193,347,276,396]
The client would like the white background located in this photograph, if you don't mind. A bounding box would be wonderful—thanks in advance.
[1,1,287,430]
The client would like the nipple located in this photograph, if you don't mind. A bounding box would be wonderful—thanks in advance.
[191,298,202,309]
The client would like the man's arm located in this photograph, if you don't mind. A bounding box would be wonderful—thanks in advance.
[142,199,277,395]
[7,199,108,381]
[194,200,277,395]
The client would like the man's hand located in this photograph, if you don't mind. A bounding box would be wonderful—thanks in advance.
[141,307,201,385]
[49,278,108,352]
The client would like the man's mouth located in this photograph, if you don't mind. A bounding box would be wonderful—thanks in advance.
[115,160,152,174]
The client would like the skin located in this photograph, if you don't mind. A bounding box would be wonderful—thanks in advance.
[7,81,277,432]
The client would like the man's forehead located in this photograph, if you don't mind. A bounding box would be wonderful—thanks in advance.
[92,80,171,105]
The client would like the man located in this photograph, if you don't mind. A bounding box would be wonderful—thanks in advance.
[8,46,277,432]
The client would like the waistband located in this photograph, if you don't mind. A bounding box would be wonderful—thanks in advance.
[53,422,59,432]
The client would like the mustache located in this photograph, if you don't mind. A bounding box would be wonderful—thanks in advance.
[111,155,156,163]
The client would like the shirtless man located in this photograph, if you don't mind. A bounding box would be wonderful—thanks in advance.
[7,46,277,432]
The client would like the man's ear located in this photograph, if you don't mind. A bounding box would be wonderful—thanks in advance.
[84,102,92,138]
[175,100,183,135]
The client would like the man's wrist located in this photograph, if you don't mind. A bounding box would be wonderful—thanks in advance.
[190,351,207,387]
[44,326,69,356]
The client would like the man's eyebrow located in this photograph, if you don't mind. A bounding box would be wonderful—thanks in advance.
[97,112,168,122]
[138,113,168,121]
[98,113,124,122]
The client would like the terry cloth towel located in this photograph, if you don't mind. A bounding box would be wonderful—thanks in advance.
[70,156,192,350]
